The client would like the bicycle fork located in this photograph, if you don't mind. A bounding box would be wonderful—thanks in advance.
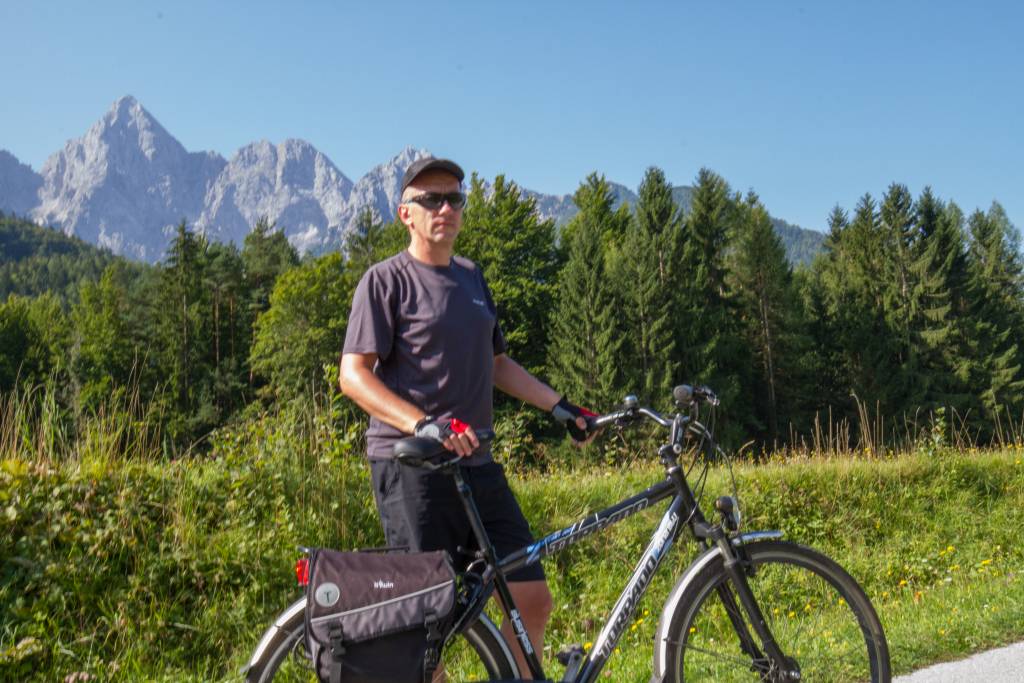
[705,525,800,682]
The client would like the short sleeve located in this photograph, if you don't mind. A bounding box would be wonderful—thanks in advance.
[342,267,396,360]
[480,271,507,356]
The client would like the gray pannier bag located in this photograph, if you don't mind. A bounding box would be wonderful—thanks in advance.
[304,547,457,683]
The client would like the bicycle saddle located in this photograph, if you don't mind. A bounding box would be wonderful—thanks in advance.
[393,429,496,469]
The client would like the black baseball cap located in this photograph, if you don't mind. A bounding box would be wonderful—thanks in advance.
[401,157,465,192]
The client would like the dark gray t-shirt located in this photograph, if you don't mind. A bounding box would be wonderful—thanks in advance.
[343,251,506,465]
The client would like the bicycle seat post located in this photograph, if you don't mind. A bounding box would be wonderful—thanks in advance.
[451,468,500,568]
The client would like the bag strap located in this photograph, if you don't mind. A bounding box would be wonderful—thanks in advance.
[328,623,346,683]
[422,609,443,683]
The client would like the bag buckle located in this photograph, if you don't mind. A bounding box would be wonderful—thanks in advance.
[328,623,346,661]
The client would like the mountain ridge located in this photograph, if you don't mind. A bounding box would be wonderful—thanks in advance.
[0,96,823,263]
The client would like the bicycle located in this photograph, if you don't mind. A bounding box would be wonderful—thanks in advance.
[243,384,890,682]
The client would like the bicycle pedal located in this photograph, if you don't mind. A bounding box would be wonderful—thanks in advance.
[555,643,585,666]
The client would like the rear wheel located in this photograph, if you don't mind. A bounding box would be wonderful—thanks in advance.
[244,598,519,682]
[661,540,890,682]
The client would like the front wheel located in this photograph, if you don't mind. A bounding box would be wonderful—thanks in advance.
[660,540,890,682]
[244,597,520,682]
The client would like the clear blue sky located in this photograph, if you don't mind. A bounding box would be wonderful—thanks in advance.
[2,0,1021,232]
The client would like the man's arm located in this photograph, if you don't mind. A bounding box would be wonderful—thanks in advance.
[493,353,595,443]
[339,352,480,456]
[492,353,560,411]
[339,352,422,434]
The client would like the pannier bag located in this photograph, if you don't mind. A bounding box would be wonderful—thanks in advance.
[304,548,457,683]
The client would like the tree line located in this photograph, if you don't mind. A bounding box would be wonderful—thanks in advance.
[1,166,1021,452]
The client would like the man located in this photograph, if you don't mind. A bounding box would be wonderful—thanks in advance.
[339,157,592,677]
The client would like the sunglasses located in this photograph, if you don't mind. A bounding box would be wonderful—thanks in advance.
[404,191,467,211]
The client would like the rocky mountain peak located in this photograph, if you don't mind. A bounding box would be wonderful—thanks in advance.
[31,96,227,260]
[0,149,43,216]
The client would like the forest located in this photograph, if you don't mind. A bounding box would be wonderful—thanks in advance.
[2,166,1022,457]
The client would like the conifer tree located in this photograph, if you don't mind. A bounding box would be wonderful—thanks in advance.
[729,192,807,442]
[156,220,214,441]
[676,169,748,438]
[910,189,975,413]
[797,206,852,417]
[458,174,561,375]
[965,205,1024,421]
[611,167,680,405]
[342,207,406,288]
[878,183,926,411]
[547,174,625,409]
[242,216,299,316]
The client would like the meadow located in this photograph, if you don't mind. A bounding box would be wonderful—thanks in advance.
[2,396,1023,681]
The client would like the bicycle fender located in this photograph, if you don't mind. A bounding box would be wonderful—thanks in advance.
[240,596,306,675]
[650,531,783,680]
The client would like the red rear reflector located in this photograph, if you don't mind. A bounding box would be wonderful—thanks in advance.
[295,558,309,586]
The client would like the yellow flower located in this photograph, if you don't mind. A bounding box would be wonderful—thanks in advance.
[980,559,993,566]
[584,641,592,651]
[898,579,908,587]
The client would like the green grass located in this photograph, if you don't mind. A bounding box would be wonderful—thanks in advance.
[2,408,1023,681]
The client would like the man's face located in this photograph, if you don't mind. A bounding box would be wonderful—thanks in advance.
[398,170,464,246]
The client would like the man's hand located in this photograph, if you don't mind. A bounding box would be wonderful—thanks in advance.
[551,396,597,443]
[414,416,480,457]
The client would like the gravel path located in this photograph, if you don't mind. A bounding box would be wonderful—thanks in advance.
[894,641,1024,682]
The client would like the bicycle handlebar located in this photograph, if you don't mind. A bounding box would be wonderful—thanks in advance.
[588,383,719,432]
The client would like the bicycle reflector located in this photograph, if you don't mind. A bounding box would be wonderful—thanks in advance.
[295,557,310,586]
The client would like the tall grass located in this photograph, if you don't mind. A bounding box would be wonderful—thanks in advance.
[2,383,1023,681]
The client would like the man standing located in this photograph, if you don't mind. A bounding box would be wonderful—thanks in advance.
[339,157,591,677]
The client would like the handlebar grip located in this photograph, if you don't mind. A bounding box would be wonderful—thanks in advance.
[673,385,694,404]
[673,384,720,406]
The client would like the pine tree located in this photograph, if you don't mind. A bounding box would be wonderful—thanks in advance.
[610,167,680,405]
[965,205,1024,422]
[156,220,214,441]
[343,207,407,288]
[458,174,561,375]
[547,174,625,409]
[729,192,807,442]
[676,168,748,439]
[878,183,926,411]
[242,216,299,316]
[910,188,975,414]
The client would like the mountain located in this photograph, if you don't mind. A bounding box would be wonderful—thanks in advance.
[0,150,43,216]
[195,138,354,252]
[0,96,825,264]
[32,96,226,261]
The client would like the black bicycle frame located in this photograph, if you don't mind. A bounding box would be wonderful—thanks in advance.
[454,465,700,682]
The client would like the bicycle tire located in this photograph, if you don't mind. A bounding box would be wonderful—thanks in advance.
[659,540,890,683]
[244,597,520,682]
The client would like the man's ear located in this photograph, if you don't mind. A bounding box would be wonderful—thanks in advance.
[397,202,412,226]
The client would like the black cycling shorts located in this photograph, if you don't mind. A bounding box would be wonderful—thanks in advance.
[370,459,545,583]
